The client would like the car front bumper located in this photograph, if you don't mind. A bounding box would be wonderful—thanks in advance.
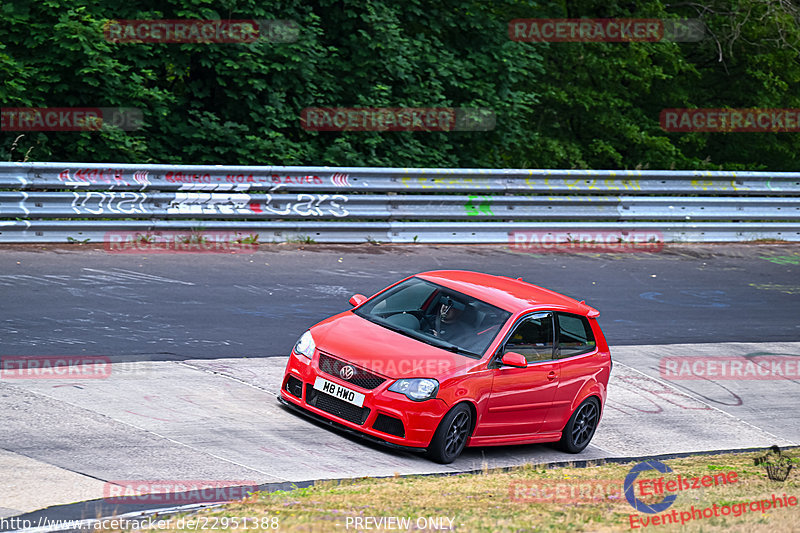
[279,350,449,449]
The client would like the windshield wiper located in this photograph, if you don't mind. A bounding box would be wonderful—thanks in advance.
[423,337,480,358]
[444,345,481,358]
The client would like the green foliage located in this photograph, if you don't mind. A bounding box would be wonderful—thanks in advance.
[1,0,799,169]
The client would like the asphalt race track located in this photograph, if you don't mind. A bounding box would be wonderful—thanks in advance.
[1,243,799,525]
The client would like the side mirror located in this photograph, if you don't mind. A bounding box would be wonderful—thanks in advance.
[348,294,367,307]
[500,351,527,368]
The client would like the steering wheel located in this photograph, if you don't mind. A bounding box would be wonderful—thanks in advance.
[434,306,443,337]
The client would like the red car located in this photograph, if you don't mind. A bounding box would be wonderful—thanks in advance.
[279,270,611,463]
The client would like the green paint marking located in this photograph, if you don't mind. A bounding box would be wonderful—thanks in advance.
[465,195,493,216]
[759,255,800,265]
[749,283,800,295]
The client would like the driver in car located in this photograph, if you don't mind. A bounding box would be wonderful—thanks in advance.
[431,297,476,349]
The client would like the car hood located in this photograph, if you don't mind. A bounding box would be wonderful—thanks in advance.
[311,312,479,379]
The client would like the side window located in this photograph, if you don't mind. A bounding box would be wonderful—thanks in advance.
[503,313,554,364]
[556,313,596,358]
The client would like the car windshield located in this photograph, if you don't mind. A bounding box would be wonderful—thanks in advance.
[354,277,511,358]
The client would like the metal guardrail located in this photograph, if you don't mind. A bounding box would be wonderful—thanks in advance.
[1,162,799,243]
[1,162,800,194]
[2,192,799,220]
[3,221,800,245]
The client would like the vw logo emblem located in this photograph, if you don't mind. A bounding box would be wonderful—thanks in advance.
[339,365,355,380]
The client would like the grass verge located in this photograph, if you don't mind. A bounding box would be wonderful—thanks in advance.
[110,450,799,532]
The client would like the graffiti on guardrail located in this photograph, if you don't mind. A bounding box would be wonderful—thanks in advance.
[165,193,349,217]
[400,176,488,189]
[71,192,148,215]
[164,193,349,217]
[163,172,347,189]
[59,168,133,186]
[50,169,352,190]
[689,179,743,192]
[538,178,643,191]
[250,194,349,217]
[63,191,351,217]
[218,173,323,185]
[166,193,251,215]
[465,195,493,216]
[7,165,792,195]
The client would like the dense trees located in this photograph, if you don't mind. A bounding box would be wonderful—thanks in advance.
[1,0,798,169]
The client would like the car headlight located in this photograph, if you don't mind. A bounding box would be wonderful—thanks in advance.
[388,378,439,401]
[293,331,315,361]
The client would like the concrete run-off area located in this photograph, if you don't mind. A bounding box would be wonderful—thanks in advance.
[0,342,797,521]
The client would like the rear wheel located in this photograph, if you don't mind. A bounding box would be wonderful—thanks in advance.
[558,397,600,453]
[426,403,471,464]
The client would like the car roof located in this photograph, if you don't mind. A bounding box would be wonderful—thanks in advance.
[415,270,599,317]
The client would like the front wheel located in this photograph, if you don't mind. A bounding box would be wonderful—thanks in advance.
[426,403,472,464]
[558,397,600,453]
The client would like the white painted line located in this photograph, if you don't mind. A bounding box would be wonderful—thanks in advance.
[81,268,195,286]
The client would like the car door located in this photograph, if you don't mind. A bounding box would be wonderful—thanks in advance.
[477,311,560,438]
[541,312,599,433]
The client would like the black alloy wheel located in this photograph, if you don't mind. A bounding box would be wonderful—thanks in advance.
[426,403,472,464]
[558,397,600,453]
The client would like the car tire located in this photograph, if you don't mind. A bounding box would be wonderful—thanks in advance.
[557,397,600,454]
[426,403,472,464]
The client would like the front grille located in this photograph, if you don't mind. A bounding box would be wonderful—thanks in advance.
[318,352,386,390]
[372,413,405,438]
[306,384,370,425]
[285,375,303,398]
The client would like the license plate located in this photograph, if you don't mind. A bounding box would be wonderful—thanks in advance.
[313,376,365,408]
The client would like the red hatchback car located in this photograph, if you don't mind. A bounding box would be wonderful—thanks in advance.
[279,270,611,463]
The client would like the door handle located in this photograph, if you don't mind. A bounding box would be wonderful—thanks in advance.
[547,371,556,381]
